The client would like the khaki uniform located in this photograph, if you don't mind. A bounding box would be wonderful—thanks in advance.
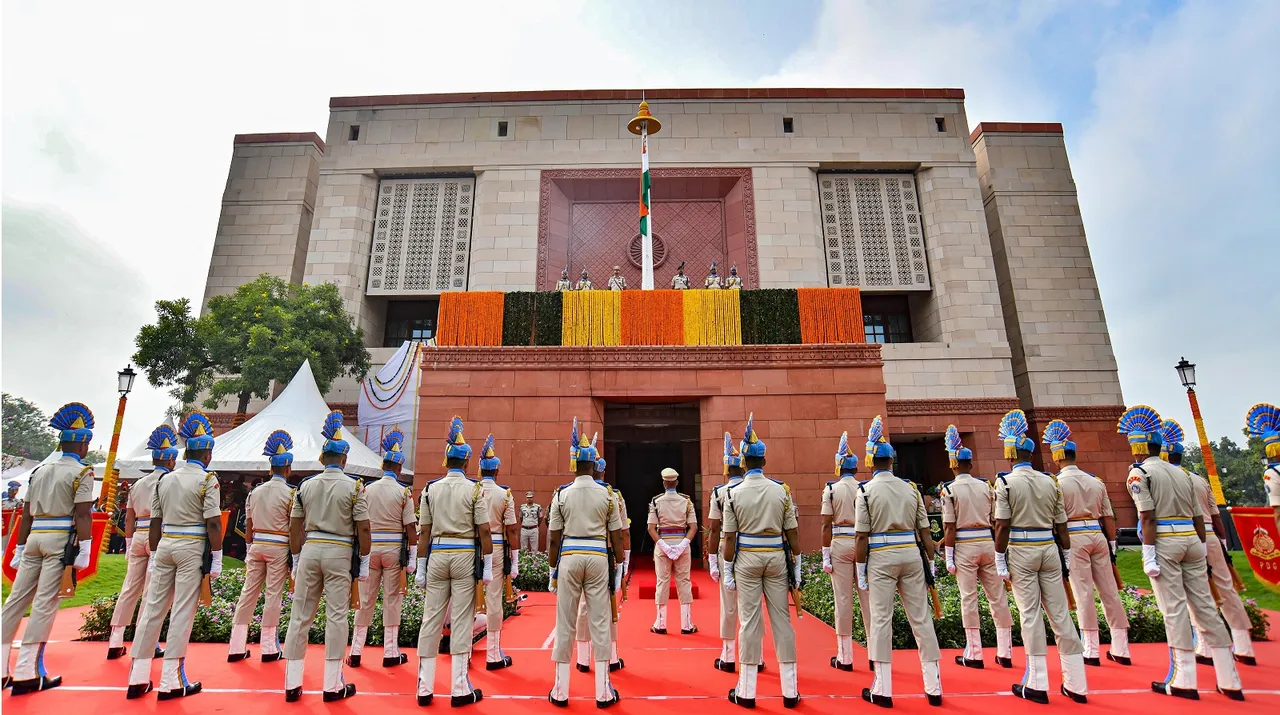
[231,476,294,654]
[520,502,542,552]
[575,485,625,667]
[1,455,94,680]
[480,478,516,644]
[111,467,164,631]
[722,472,798,668]
[821,477,873,644]
[649,489,697,609]
[1058,465,1128,657]
[350,474,414,660]
[1187,470,1254,659]
[939,473,1013,660]
[710,477,745,642]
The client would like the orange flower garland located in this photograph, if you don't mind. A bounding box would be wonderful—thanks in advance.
[621,290,685,345]
[435,291,505,346]
[683,289,743,346]
[797,287,865,344]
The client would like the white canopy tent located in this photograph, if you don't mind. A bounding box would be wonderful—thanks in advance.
[7,449,139,501]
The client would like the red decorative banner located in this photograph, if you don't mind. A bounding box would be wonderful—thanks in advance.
[1229,506,1280,594]
[3,511,109,585]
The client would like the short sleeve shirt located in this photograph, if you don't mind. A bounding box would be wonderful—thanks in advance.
[1126,456,1197,519]
[480,478,517,532]
[247,476,294,533]
[26,454,94,517]
[418,471,487,538]
[549,476,624,537]
[647,490,696,529]
[854,472,929,534]
[1057,465,1113,520]
[994,464,1066,528]
[154,460,221,526]
[720,472,798,536]
[291,466,369,536]
[820,476,859,525]
[365,475,415,533]
[128,468,164,520]
[939,473,994,529]
[520,503,543,528]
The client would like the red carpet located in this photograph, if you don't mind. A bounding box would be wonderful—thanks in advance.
[5,571,1280,714]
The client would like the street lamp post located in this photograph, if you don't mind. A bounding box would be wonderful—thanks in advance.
[1176,357,1240,549]
[98,365,137,554]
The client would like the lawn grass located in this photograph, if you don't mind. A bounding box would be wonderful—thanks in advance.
[1115,548,1280,611]
[3,554,247,610]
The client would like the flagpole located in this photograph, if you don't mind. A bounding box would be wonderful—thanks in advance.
[628,99,662,290]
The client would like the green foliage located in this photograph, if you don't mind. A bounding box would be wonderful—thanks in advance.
[502,292,538,346]
[84,450,106,465]
[1181,433,1269,506]
[513,549,551,592]
[533,292,563,346]
[131,298,213,407]
[740,289,801,345]
[2,393,57,460]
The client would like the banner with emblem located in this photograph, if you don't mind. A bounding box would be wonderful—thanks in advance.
[1229,506,1280,594]
[2,511,110,585]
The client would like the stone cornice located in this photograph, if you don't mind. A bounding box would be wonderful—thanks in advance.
[420,344,881,371]
[887,398,1020,416]
[1026,406,1126,423]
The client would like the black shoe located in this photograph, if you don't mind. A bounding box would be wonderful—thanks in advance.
[830,656,853,672]
[438,636,450,654]
[784,695,801,709]
[728,688,756,709]
[155,647,165,659]
[228,650,252,663]
[1012,684,1048,704]
[609,659,624,672]
[927,694,943,707]
[954,655,983,669]
[1,676,11,689]
[385,653,409,668]
[577,663,591,673]
[759,662,766,672]
[126,682,153,699]
[285,687,302,703]
[11,676,62,696]
[1196,654,1213,666]
[1083,656,1101,667]
[1061,685,1087,704]
[417,694,433,706]
[995,656,1013,669]
[1151,681,1199,700]
[451,689,482,707]
[867,660,874,672]
[595,689,619,709]
[1235,654,1257,666]
[107,646,126,660]
[1218,687,1245,701]
[1106,652,1131,666]
[347,654,362,668]
[262,652,283,663]
[651,626,667,635]
[323,683,357,702]
[157,682,202,700]
[861,688,892,708]
[549,692,569,708]
[715,658,736,673]
[682,626,699,635]
[486,656,513,671]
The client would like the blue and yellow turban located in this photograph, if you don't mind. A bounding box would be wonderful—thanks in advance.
[180,411,215,451]
[595,456,607,474]
[51,402,94,444]
[1246,404,1280,460]
[1042,419,1075,461]
[741,413,766,458]
[382,429,406,465]
[835,431,859,475]
[866,415,893,462]
[1159,419,1185,459]
[1117,405,1162,457]
[264,429,294,467]
[723,432,743,474]
[568,417,595,469]
[478,433,500,473]
[148,424,180,462]
[944,424,973,467]
[999,409,1034,459]
[444,416,470,464]
[321,410,350,456]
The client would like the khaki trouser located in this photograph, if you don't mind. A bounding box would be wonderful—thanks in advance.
[356,545,405,627]
[575,596,619,655]
[1067,531,1128,630]
[954,540,1014,630]
[110,536,152,628]
[1150,535,1227,650]
[418,550,478,657]
[553,553,610,662]
[520,527,539,553]
[734,550,795,666]
[831,537,872,637]
[655,542,693,605]
[284,542,353,660]
[1201,534,1250,630]
[485,553,506,634]
[234,543,290,627]
[131,537,206,659]
[1007,543,1083,657]
[866,546,940,662]
[1,532,69,645]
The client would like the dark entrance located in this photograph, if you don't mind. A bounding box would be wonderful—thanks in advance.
[603,402,701,560]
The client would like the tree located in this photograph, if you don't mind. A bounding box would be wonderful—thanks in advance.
[134,275,372,421]
[1181,431,1268,506]
[84,450,107,465]
[2,393,57,460]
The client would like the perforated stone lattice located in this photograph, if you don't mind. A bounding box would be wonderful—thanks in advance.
[368,177,475,294]
[818,173,930,290]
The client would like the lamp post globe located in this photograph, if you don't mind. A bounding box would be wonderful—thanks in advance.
[117,365,137,396]
[1175,357,1196,390]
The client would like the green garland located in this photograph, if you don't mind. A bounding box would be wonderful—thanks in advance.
[502,292,538,346]
[739,288,801,345]
[533,292,563,346]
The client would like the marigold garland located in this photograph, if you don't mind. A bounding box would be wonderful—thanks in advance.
[683,289,743,346]
[435,291,505,346]
[561,290,621,346]
[621,290,684,345]
[797,287,865,344]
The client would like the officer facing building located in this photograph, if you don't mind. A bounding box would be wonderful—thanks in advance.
[1246,404,1280,532]
[477,434,518,671]
[573,451,629,674]
[648,467,698,635]
[708,432,760,673]
[820,432,871,672]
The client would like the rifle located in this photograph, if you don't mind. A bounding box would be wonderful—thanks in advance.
[781,537,804,619]
[502,539,517,605]
[916,536,943,620]
[473,534,486,614]
[1207,565,1224,607]
[199,540,213,607]
[1053,532,1077,611]
[1221,539,1246,592]
[606,541,619,623]
[58,530,79,599]
[350,540,362,608]
[399,539,410,595]
[286,551,294,596]
[1109,540,1125,589]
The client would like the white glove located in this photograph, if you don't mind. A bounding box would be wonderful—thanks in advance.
[210,549,223,579]
[856,561,868,591]
[10,545,24,569]
[723,561,736,591]
[290,553,300,582]
[548,570,557,593]
[623,549,631,573]
[945,546,956,575]
[1109,541,1117,558]
[358,553,370,581]
[658,541,672,559]
[415,557,428,588]
[614,567,624,591]
[482,553,494,584]
[1142,543,1160,578]
[793,558,803,588]
[510,550,520,580]
[928,556,937,579]
[708,554,720,582]
[148,553,157,574]
[995,551,1009,579]
[73,539,92,570]
[124,537,133,553]
[821,546,833,574]
[406,545,418,574]
[678,538,691,558]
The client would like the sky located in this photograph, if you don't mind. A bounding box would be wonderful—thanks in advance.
[2,0,1277,452]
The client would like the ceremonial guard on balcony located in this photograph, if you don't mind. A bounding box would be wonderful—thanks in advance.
[1120,405,1242,700]
[126,411,224,701]
[282,412,370,703]
[1163,419,1256,666]
[854,418,943,707]
[520,491,543,552]
[574,448,629,673]
[705,261,723,289]
[607,266,627,291]
[720,414,801,709]
[555,267,572,292]
[821,432,872,672]
[415,417,491,707]
[477,434,518,670]
[671,261,691,289]
[575,269,594,291]
[348,430,417,669]
[1247,403,1280,532]
[993,409,1087,704]
[548,419,626,708]
[2,403,96,694]
[1043,419,1130,667]
[228,430,296,664]
[725,264,743,290]
[649,467,698,635]
[108,424,176,661]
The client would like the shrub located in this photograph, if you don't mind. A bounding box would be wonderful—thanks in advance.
[513,550,552,592]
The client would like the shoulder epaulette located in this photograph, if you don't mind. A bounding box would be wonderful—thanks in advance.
[466,476,479,483]
[556,482,572,492]
[769,477,784,486]
[594,479,608,488]
[427,477,443,485]
[825,480,837,489]
[712,483,724,495]
[78,465,94,478]
[996,475,1008,487]
[678,491,691,500]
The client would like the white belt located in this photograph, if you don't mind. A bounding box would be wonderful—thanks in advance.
[30,516,73,534]
[868,531,915,551]
[1204,523,1214,535]
[832,525,857,538]
[254,532,290,546]
[737,533,784,551]
[955,527,992,542]
[491,535,505,545]
[163,524,208,540]
[1008,528,1054,545]
[135,517,152,530]
[371,530,404,544]
[1067,519,1101,533]
[306,530,353,546]
[560,536,608,556]
[431,536,474,551]
[1155,519,1197,537]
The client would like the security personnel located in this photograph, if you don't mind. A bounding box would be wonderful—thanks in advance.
[126,411,224,700]
[576,269,594,291]
[348,430,417,669]
[708,432,760,672]
[649,467,697,635]
[520,491,543,552]
[820,432,872,671]
[671,262,691,290]
[1165,420,1256,666]
[705,261,723,289]
[725,264,743,289]
[477,434,518,670]
[2,403,96,694]
[939,426,1013,669]
[1246,403,1280,533]
[282,411,371,703]
[414,417,492,707]
[108,424,176,660]
[1044,419,1130,666]
[548,419,626,708]
[574,452,628,673]
[555,267,573,292]
[993,409,1087,704]
[854,423,942,707]
[720,414,800,709]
